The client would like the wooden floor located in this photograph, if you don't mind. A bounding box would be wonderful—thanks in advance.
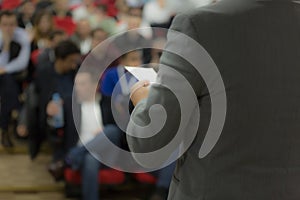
[0,192,68,200]
[0,150,71,200]
[0,136,145,200]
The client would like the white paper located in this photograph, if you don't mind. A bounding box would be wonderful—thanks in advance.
[125,66,157,83]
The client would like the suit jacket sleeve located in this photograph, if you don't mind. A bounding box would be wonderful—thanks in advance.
[126,13,206,156]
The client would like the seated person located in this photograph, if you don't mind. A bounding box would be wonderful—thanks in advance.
[37,30,67,70]
[16,29,68,142]
[101,50,175,200]
[101,50,142,127]
[33,40,81,160]
[65,67,122,200]
[70,19,92,55]
[0,10,30,147]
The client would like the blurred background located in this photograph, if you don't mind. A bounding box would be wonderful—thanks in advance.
[0,0,217,199]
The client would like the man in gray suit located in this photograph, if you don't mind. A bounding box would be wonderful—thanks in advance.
[127,0,300,199]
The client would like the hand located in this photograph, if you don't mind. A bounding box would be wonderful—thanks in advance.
[2,32,12,51]
[130,80,150,106]
[2,31,12,43]
[46,100,62,117]
[0,68,6,75]
[93,127,103,136]
[17,125,28,137]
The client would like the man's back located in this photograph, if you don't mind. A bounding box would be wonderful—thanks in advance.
[164,0,300,199]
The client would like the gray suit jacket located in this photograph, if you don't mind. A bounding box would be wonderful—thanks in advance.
[127,0,300,199]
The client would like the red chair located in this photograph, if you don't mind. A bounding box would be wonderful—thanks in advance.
[64,167,158,198]
[64,167,126,197]
[30,49,42,66]
[64,168,125,185]
[132,173,157,185]
[53,17,76,36]
[95,0,118,17]
[1,0,21,10]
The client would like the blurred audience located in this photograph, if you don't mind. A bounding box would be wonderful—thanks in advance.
[0,0,217,199]
[90,27,108,50]
[16,30,68,139]
[100,50,175,200]
[1,0,22,10]
[114,6,151,63]
[0,10,30,75]
[52,0,76,36]
[71,18,92,55]
[51,0,72,18]
[17,0,35,31]
[89,3,118,36]
[32,40,80,160]
[101,50,141,99]
[65,67,122,200]
[143,0,173,27]
[149,37,166,71]
[72,0,97,22]
[101,50,141,127]
[35,0,53,11]
[25,11,55,81]
[0,10,30,147]
[31,11,54,50]
[37,30,68,69]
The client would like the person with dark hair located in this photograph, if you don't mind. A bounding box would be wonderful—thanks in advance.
[17,0,35,31]
[64,66,122,200]
[49,30,67,44]
[31,11,54,50]
[16,30,68,138]
[29,40,81,160]
[51,0,72,18]
[0,10,30,147]
[0,10,30,74]
[113,8,151,63]
[101,50,142,100]
[35,0,53,11]
[53,40,81,61]
[51,0,75,36]
[90,27,108,50]
[26,11,55,82]
[71,18,92,55]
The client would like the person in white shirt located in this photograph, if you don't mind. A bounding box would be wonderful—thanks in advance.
[0,12,30,74]
[143,0,173,26]
[72,0,96,22]
[66,67,122,200]
[71,19,92,55]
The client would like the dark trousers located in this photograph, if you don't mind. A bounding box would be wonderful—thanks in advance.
[0,74,20,131]
[67,125,122,200]
[152,163,176,190]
